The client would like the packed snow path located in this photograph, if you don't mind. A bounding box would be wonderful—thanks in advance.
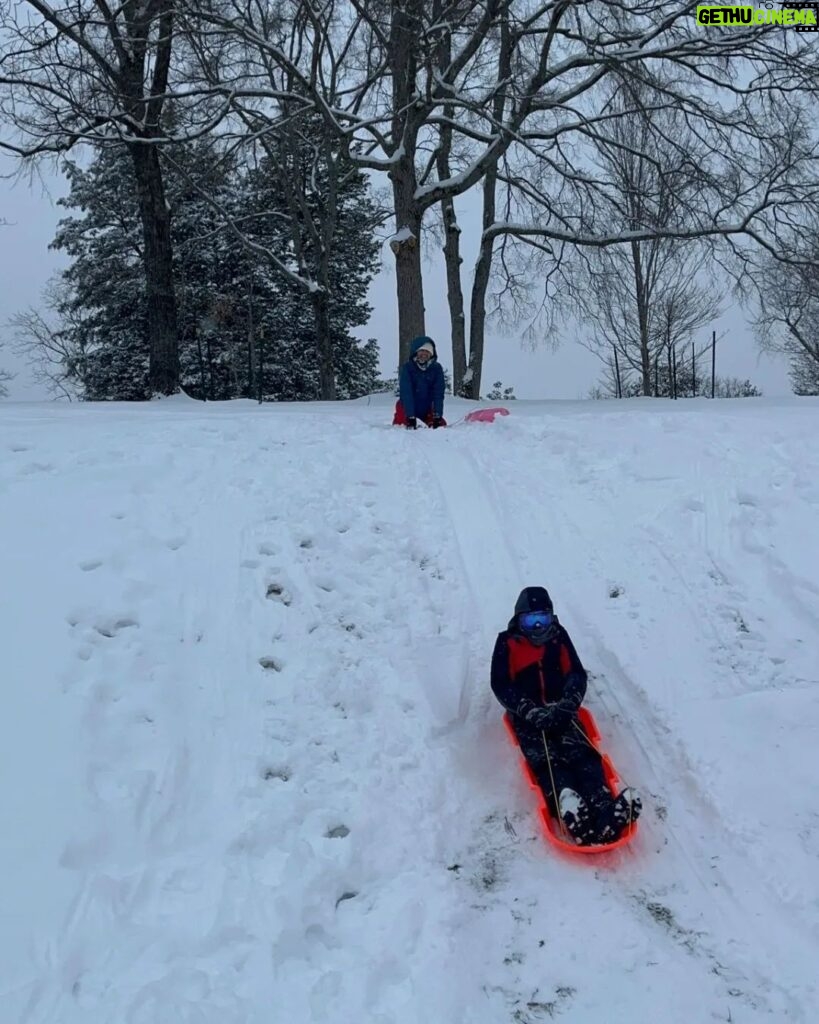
[2,395,818,1023]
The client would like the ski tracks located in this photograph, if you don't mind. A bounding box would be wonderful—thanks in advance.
[420,434,733,1023]
[457,416,816,1021]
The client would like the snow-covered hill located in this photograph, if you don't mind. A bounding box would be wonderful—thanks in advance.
[2,394,818,1023]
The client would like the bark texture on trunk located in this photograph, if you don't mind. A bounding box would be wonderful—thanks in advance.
[129,142,180,395]
[311,288,336,400]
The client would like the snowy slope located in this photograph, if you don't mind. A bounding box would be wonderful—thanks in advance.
[1,394,818,1024]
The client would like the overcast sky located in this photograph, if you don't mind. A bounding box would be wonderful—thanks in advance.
[0,157,793,402]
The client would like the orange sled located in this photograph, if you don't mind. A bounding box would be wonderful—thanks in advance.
[502,708,638,855]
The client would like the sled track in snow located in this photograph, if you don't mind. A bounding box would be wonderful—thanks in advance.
[456,430,817,1019]
[425,439,523,637]
[546,505,817,1014]
[424,440,773,1017]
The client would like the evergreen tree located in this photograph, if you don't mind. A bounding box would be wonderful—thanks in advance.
[51,154,150,400]
[235,143,381,401]
[48,139,381,401]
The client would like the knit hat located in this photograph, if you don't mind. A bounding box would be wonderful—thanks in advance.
[416,341,435,357]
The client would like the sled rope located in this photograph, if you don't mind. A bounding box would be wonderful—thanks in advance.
[540,731,569,838]
[570,719,635,821]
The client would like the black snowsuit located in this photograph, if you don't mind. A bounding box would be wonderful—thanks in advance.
[491,619,616,838]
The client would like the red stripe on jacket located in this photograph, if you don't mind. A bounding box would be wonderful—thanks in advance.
[508,636,573,702]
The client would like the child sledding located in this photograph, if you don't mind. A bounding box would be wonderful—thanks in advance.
[491,587,641,848]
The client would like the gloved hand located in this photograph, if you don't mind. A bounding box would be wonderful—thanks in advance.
[525,705,555,731]
[432,417,446,429]
[406,417,417,430]
[523,703,565,733]
[553,699,577,730]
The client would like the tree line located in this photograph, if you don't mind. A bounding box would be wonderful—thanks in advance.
[1,1,818,400]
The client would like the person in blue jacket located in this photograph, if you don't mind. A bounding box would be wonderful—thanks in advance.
[394,335,446,429]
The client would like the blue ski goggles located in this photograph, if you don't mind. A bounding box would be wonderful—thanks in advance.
[519,610,554,632]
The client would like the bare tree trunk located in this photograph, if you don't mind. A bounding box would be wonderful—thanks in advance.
[205,327,214,400]
[672,342,677,398]
[194,323,206,399]
[390,175,425,366]
[258,325,265,404]
[389,2,426,366]
[630,239,651,396]
[711,329,717,398]
[614,346,622,397]
[129,143,180,395]
[435,13,465,393]
[441,195,465,390]
[468,177,496,400]
[465,13,510,401]
[667,340,673,399]
[311,289,336,400]
[247,276,255,399]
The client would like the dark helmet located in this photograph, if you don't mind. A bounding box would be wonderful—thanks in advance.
[513,586,558,645]
[514,587,553,616]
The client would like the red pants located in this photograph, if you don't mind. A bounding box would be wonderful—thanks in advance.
[392,401,445,427]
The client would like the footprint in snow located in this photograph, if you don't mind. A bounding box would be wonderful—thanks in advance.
[79,560,103,572]
[682,498,705,513]
[94,617,139,639]
[265,582,292,605]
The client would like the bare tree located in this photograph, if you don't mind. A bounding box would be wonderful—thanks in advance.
[433,0,468,393]
[469,38,818,395]
[191,0,602,365]
[0,0,227,394]
[754,234,819,396]
[5,0,819,401]
[789,350,819,396]
[576,242,723,396]
[8,282,86,399]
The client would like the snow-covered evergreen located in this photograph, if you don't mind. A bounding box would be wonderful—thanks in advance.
[44,144,381,401]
